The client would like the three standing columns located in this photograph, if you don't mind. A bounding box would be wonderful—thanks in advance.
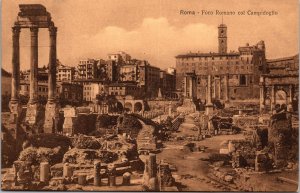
[10,23,58,130]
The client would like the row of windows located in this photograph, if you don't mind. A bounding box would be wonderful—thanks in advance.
[179,55,240,61]
[179,65,254,71]
[111,86,124,90]
[180,61,244,66]
[58,69,72,73]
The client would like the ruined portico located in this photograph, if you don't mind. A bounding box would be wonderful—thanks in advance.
[9,4,59,132]
[183,72,197,99]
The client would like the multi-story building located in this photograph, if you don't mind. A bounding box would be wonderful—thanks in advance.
[56,60,76,82]
[107,82,142,98]
[138,61,161,98]
[77,59,99,79]
[175,23,267,101]
[106,60,118,82]
[266,54,299,75]
[57,82,83,105]
[160,67,176,95]
[73,79,106,102]
[21,67,48,82]
[108,51,131,64]
[20,81,49,102]
[19,81,83,105]
[119,64,138,82]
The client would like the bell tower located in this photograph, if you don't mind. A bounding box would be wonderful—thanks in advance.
[218,23,227,54]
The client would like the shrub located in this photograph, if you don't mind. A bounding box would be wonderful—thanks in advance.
[71,135,101,149]
[18,146,62,165]
[28,133,71,153]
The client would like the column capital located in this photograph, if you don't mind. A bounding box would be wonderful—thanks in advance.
[49,26,57,36]
[30,27,39,34]
[12,26,21,35]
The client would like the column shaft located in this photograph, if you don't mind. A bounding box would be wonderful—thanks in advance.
[48,26,57,102]
[29,27,39,104]
[217,78,221,100]
[183,76,187,97]
[212,76,216,99]
[207,75,212,105]
[224,74,229,101]
[189,76,193,98]
[271,86,275,112]
[259,86,265,110]
[11,26,21,102]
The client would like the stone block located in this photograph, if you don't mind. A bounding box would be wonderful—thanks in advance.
[44,102,60,133]
[40,162,50,183]
[25,103,43,125]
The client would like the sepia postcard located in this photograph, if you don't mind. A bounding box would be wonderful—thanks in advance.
[1,0,299,191]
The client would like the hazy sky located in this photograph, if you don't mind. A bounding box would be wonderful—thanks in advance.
[2,0,298,72]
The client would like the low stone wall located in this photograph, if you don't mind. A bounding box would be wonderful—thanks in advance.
[146,100,181,113]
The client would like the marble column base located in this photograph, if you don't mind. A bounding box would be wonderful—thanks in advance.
[25,103,42,125]
[9,101,22,124]
[44,102,60,133]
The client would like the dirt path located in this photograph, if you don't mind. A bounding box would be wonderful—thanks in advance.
[155,113,246,191]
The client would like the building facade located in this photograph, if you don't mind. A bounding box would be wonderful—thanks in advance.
[57,82,83,104]
[160,67,176,95]
[56,60,75,82]
[107,82,142,98]
[266,54,299,75]
[20,81,83,105]
[175,23,267,101]
[138,61,161,98]
[120,64,138,82]
[73,79,107,102]
[108,51,131,64]
[77,59,99,79]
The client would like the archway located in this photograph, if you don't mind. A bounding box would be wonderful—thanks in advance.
[134,102,143,112]
[124,102,133,112]
[275,90,287,105]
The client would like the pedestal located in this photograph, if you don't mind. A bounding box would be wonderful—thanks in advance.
[63,107,77,135]
[9,101,22,124]
[25,103,42,125]
[44,102,60,133]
